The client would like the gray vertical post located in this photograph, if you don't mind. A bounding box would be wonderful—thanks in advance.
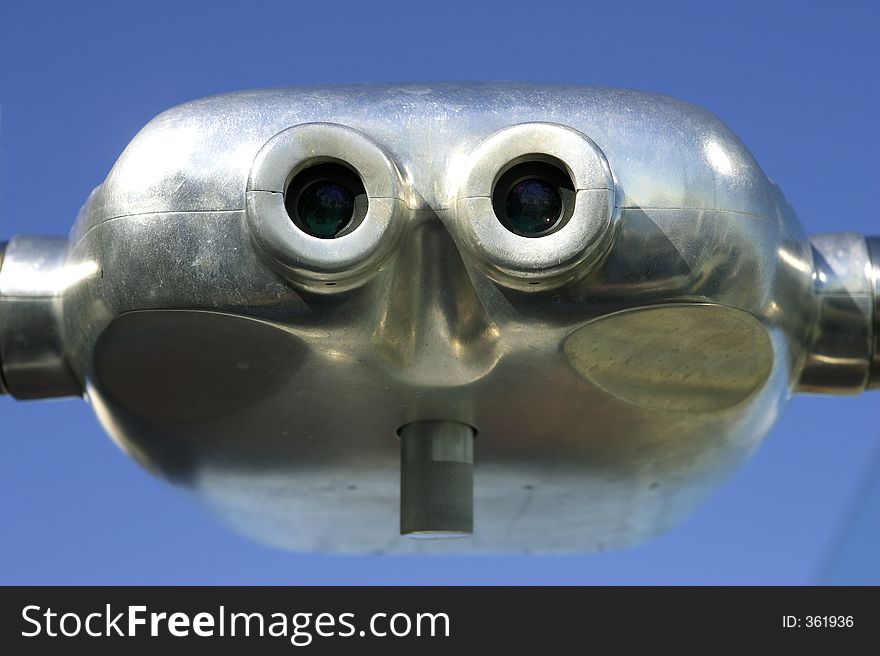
[399,420,475,537]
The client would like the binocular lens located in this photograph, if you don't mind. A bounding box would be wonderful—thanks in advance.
[504,179,562,236]
[492,159,574,237]
[286,163,366,239]
[296,181,355,238]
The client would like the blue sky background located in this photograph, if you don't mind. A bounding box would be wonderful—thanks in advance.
[0,0,878,584]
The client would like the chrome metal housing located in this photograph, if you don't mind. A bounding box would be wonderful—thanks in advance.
[0,83,875,553]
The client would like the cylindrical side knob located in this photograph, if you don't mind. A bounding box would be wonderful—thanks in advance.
[798,233,875,393]
[399,420,475,538]
[868,236,880,390]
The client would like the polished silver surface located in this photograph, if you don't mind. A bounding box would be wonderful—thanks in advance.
[0,83,876,552]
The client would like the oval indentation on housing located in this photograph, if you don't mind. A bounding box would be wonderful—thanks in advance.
[564,304,773,413]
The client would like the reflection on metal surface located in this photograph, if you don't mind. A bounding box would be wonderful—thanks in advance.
[373,217,501,387]
[703,138,735,176]
[0,83,876,552]
[564,305,773,413]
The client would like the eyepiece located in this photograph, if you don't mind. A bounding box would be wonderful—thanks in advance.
[454,123,617,290]
[247,123,406,290]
